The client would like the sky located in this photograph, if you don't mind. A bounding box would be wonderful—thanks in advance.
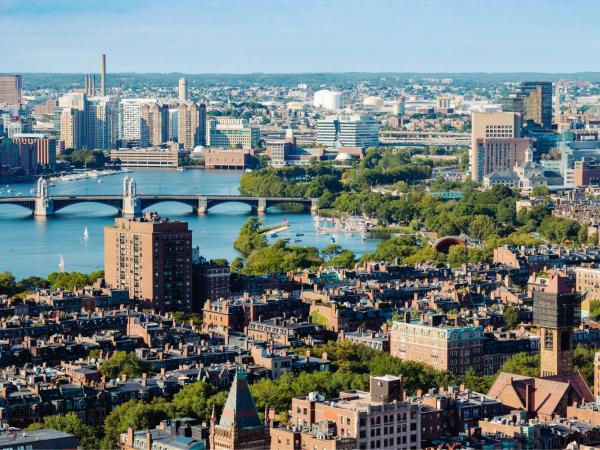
[2,0,600,73]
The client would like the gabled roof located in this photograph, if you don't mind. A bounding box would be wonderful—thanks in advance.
[218,367,262,430]
[487,371,594,418]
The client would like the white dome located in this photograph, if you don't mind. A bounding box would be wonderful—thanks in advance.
[335,152,354,161]
[192,146,205,153]
[363,96,383,107]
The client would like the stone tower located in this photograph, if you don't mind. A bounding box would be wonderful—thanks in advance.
[209,367,269,450]
[533,273,581,377]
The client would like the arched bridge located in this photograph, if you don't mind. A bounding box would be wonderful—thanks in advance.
[0,177,318,218]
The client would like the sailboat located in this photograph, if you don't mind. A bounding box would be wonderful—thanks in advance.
[58,255,65,273]
[83,227,89,240]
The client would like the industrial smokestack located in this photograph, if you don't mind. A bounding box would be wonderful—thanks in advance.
[100,53,106,96]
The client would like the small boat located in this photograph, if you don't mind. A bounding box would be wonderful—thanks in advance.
[295,233,304,237]
[282,237,291,242]
[294,239,302,243]
[271,233,278,238]
[176,167,186,172]
[97,179,103,183]
[83,227,89,240]
[330,237,336,243]
[58,255,65,272]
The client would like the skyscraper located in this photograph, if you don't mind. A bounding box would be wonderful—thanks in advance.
[502,81,553,130]
[0,75,22,105]
[178,102,205,150]
[178,77,188,102]
[60,108,84,150]
[470,112,521,181]
[533,273,581,377]
[118,99,158,146]
[139,102,168,147]
[104,214,193,313]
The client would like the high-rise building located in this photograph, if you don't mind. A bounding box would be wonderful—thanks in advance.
[0,75,22,105]
[209,367,269,450]
[393,95,406,116]
[316,115,379,148]
[206,116,259,149]
[502,81,553,130]
[139,103,168,147]
[87,96,119,150]
[178,77,188,102]
[167,107,179,141]
[533,273,581,377]
[12,133,57,168]
[118,99,158,146]
[474,137,532,179]
[470,112,521,181]
[104,214,193,313]
[60,108,84,150]
[177,102,204,150]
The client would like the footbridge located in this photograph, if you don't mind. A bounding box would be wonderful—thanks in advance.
[0,177,318,218]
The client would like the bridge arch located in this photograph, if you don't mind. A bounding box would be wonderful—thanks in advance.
[0,201,35,214]
[432,235,466,254]
[140,198,200,212]
[52,199,122,214]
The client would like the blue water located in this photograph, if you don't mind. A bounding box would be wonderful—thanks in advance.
[0,169,381,279]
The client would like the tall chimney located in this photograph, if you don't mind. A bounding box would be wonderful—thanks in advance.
[100,53,106,96]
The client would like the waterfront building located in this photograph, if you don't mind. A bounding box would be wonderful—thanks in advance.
[110,143,181,168]
[12,133,56,168]
[209,367,269,450]
[203,148,255,169]
[0,74,22,105]
[118,99,158,146]
[104,214,193,313]
[316,115,379,147]
[390,320,484,375]
[178,102,206,150]
[206,117,259,149]
[87,96,119,150]
[289,375,420,450]
[60,108,84,150]
[140,102,168,147]
[470,112,521,181]
[168,107,179,141]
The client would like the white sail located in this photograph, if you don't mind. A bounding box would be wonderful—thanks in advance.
[83,227,89,240]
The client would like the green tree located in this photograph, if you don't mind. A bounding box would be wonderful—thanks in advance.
[102,399,171,449]
[321,243,342,260]
[503,305,520,330]
[230,257,244,273]
[328,250,357,269]
[100,351,143,380]
[233,217,268,256]
[0,272,16,296]
[501,352,540,377]
[170,381,220,421]
[27,413,99,450]
[447,245,469,267]
[573,344,595,386]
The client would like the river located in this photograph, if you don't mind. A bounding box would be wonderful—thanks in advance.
[0,169,381,279]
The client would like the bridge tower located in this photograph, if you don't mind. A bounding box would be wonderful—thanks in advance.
[34,177,54,217]
[122,176,142,216]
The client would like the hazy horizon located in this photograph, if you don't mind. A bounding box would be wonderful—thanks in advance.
[2,0,600,73]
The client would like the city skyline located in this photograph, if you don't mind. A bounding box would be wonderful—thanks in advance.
[3,0,600,73]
